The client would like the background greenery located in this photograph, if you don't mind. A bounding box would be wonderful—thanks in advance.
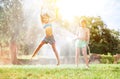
[0,0,120,64]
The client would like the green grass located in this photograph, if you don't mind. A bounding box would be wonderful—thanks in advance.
[0,64,120,79]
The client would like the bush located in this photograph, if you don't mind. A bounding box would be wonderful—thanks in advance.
[100,53,114,64]
[117,60,120,64]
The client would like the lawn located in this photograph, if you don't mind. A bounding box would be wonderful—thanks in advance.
[0,64,120,79]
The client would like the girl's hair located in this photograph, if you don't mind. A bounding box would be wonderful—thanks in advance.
[41,13,50,18]
[40,13,50,23]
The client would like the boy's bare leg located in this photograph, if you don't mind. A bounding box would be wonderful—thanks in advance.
[82,47,89,68]
[75,47,80,67]
[51,43,60,65]
[31,41,45,59]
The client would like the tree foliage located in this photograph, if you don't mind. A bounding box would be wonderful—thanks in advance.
[0,0,27,56]
[59,16,120,55]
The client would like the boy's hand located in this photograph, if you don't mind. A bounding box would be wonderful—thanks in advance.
[30,54,35,60]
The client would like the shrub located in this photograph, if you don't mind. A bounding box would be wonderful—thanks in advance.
[117,60,120,64]
[100,53,114,64]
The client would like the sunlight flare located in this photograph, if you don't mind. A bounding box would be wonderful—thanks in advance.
[56,0,106,21]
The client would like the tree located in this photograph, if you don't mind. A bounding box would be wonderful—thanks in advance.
[84,16,120,55]
[59,16,120,55]
[0,0,24,64]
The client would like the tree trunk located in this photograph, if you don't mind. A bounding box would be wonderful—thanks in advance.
[10,40,18,64]
[0,44,2,57]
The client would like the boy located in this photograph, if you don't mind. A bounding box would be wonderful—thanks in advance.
[31,13,60,65]
[75,19,90,68]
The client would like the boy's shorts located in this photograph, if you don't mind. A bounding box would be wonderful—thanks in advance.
[75,39,87,48]
[42,35,55,45]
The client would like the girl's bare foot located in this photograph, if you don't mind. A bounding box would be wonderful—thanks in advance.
[57,61,60,66]
[85,65,89,69]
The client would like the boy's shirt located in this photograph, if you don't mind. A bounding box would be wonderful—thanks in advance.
[76,27,88,41]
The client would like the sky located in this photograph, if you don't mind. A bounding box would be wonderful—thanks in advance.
[100,0,120,31]
[0,0,120,31]
[56,0,120,31]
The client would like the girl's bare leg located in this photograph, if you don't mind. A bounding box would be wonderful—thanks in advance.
[82,47,89,67]
[75,47,80,67]
[31,41,45,59]
[51,43,60,65]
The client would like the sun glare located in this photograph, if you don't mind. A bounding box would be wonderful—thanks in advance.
[56,0,105,21]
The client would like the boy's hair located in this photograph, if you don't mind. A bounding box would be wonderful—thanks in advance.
[80,19,86,24]
[79,19,87,27]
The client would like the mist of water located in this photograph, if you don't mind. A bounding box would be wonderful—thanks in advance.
[22,0,76,59]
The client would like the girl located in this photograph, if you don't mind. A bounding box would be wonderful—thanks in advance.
[31,13,60,65]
